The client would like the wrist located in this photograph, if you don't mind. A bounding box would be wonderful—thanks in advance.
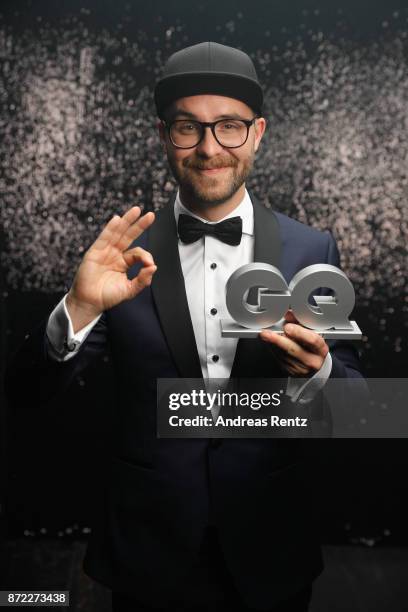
[66,291,102,333]
[66,290,101,316]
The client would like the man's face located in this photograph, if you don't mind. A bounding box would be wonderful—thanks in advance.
[158,95,266,208]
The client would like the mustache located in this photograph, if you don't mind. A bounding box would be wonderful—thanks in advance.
[183,157,238,170]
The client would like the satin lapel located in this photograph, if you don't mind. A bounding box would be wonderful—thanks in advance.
[251,194,281,271]
[230,192,282,378]
[149,192,203,379]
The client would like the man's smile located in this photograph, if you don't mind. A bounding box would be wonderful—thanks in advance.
[196,167,230,175]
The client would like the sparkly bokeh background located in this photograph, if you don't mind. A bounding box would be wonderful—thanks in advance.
[1,1,407,541]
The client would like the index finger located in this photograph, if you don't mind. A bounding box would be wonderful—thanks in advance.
[283,309,298,324]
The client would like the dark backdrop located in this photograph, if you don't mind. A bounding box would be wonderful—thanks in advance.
[1,0,407,546]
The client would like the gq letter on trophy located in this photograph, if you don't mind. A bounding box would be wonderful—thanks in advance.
[220,263,362,339]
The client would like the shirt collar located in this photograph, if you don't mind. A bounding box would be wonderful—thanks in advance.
[174,187,254,237]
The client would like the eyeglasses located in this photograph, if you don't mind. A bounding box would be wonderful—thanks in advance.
[163,116,258,149]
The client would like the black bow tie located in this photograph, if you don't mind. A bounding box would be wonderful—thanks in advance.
[177,214,243,246]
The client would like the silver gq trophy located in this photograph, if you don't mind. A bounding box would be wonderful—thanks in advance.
[220,263,362,339]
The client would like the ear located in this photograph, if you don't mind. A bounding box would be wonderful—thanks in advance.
[253,117,266,153]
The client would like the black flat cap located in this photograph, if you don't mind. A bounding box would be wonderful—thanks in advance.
[154,41,263,118]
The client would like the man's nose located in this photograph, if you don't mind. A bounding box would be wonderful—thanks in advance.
[195,126,225,157]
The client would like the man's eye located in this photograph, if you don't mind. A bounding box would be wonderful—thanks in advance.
[219,122,240,131]
[177,122,198,133]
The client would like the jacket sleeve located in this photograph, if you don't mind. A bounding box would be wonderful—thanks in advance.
[324,232,365,379]
[4,309,109,411]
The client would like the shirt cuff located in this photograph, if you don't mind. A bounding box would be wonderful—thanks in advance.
[285,352,332,404]
[46,294,102,362]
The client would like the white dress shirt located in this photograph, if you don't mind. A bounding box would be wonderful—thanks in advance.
[46,188,332,403]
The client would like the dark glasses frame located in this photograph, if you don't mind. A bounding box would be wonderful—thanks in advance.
[162,116,259,149]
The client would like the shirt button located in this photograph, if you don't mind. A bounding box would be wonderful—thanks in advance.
[212,355,219,363]
[210,308,217,315]
[210,263,217,269]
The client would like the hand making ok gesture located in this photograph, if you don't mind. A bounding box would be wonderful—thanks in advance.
[66,206,156,332]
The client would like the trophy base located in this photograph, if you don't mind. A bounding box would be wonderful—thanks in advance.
[220,319,362,340]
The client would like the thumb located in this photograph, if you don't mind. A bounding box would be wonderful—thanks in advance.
[284,309,298,323]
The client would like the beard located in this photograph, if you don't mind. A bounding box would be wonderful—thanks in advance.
[167,150,255,208]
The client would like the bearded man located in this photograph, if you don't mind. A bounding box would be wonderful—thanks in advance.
[5,42,363,612]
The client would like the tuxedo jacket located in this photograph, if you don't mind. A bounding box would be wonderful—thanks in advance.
[4,191,363,609]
